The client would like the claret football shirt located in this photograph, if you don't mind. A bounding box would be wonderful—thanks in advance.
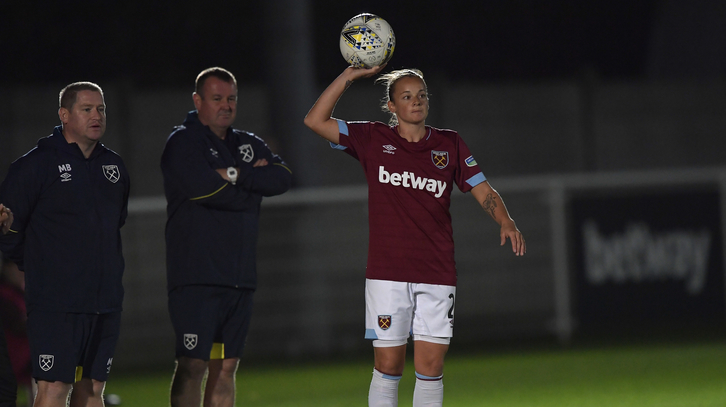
[333,120,486,286]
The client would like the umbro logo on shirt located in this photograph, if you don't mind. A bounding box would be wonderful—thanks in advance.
[382,145,396,154]
[58,163,72,182]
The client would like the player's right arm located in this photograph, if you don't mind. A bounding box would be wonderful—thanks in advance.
[304,65,386,144]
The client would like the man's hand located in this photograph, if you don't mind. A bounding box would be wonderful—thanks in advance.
[215,160,269,182]
[0,204,14,235]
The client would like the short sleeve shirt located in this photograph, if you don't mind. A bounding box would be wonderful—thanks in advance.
[334,121,486,286]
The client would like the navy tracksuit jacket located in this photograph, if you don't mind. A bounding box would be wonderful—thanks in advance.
[161,111,292,292]
[0,127,129,313]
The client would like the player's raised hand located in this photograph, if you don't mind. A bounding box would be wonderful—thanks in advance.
[501,222,526,256]
[0,204,13,234]
[344,63,387,81]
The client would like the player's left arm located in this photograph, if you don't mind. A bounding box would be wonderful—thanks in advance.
[470,181,526,256]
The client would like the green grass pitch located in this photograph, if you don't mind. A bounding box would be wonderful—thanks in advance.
[95,341,726,406]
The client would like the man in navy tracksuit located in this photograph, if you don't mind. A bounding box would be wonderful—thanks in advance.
[161,67,292,407]
[0,82,129,407]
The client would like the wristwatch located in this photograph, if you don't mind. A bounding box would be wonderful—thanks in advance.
[226,167,238,185]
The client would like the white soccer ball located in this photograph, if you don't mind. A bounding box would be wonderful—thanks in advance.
[339,13,396,69]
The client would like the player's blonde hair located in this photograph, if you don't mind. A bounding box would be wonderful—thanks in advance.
[375,69,427,126]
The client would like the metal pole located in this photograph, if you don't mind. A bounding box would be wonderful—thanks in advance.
[550,180,573,344]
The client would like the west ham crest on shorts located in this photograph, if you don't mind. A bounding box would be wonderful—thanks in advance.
[431,150,449,169]
[39,354,54,371]
[238,144,254,163]
[378,315,392,330]
[184,333,198,350]
[103,165,120,183]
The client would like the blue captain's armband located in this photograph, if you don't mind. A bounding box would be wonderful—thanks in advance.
[466,172,486,188]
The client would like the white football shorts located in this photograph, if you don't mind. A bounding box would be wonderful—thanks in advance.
[365,279,456,343]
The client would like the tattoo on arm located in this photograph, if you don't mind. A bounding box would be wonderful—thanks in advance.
[482,193,498,220]
[344,80,353,90]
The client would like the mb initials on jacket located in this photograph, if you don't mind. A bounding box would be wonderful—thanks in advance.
[59,163,72,182]
[378,165,447,198]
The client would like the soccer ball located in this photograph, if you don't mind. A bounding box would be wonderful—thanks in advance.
[339,13,395,68]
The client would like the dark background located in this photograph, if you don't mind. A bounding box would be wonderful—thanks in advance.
[4,0,721,88]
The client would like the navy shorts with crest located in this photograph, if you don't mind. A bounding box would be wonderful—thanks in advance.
[27,311,121,383]
[168,285,254,361]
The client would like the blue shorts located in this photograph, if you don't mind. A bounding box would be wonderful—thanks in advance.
[27,311,121,383]
[168,285,254,361]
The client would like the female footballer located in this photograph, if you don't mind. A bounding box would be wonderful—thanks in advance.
[304,65,525,407]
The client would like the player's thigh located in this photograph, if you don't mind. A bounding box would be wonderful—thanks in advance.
[168,285,220,360]
[411,283,456,338]
[365,279,414,342]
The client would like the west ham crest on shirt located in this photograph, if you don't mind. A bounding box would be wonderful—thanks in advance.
[103,165,120,183]
[431,150,449,169]
[378,315,392,330]
[238,144,254,163]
